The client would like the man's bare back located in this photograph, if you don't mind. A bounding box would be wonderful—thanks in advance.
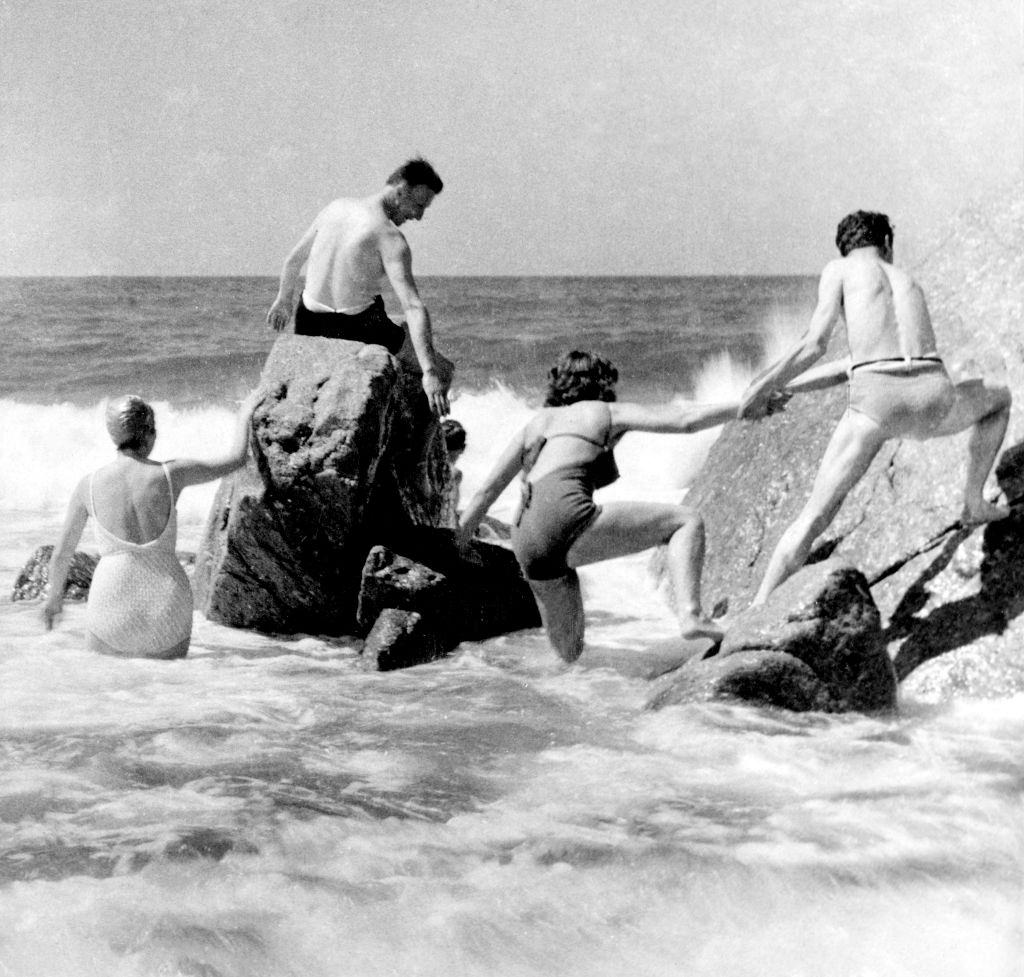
[303,197,395,311]
[832,249,940,367]
[265,159,451,417]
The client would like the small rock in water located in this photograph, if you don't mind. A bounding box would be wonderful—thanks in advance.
[12,545,97,602]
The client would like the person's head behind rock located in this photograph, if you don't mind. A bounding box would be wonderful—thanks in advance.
[441,419,466,459]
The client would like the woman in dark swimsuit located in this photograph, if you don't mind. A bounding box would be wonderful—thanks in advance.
[457,351,746,663]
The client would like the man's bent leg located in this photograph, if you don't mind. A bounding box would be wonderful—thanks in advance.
[930,379,1011,524]
[529,572,586,663]
[752,410,887,605]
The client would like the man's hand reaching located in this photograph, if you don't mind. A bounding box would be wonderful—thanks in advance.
[422,368,449,417]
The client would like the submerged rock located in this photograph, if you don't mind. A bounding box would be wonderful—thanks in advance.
[12,545,97,602]
[650,560,895,713]
[362,608,449,671]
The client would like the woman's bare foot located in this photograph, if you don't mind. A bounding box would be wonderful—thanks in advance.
[961,500,1012,526]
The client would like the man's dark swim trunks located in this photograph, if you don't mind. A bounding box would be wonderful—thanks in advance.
[294,295,406,354]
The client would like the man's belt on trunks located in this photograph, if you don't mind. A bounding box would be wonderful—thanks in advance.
[850,356,944,372]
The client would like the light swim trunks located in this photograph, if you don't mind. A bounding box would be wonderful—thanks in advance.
[848,360,955,439]
[85,463,193,657]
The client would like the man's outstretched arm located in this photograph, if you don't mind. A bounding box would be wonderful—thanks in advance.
[738,261,844,419]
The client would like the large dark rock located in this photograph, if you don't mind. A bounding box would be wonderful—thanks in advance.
[650,560,895,713]
[681,181,1024,702]
[362,608,449,671]
[12,546,97,602]
[357,547,452,634]
[192,336,537,655]
[355,530,542,669]
[193,336,449,635]
[372,527,542,641]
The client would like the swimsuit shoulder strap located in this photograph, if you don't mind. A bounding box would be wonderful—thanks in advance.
[521,436,547,475]
[603,402,614,449]
[161,461,175,500]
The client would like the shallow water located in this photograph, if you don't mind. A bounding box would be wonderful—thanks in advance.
[4,591,1024,976]
[2,277,1022,975]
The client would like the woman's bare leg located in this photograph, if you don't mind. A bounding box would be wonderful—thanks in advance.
[567,501,722,641]
[528,572,586,663]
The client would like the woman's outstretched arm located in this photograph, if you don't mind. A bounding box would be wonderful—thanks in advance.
[610,399,742,436]
[169,389,264,491]
[42,477,90,630]
[457,425,529,544]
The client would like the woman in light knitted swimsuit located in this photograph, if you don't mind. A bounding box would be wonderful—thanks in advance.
[42,391,261,658]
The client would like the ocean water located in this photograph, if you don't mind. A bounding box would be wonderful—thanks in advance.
[1,276,1022,977]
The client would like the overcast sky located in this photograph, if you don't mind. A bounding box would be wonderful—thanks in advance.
[2,0,1020,276]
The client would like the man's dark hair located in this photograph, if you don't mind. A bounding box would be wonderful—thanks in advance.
[387,157,444,194]
[545,351,619,407]
[441,418,466,453]
[835,210,893,256]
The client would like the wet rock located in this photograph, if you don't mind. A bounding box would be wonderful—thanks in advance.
[372,527,541,642]
[650,560,896,713]
[354,531,541,669]
[356,546,452,634]
[677,181,1024,701]
[11,545,97,602]
[362,608,449,671]
[193,335,447,635]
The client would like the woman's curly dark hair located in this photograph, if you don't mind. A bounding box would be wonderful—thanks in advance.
[835,210,893,257]
[545,350,618,406]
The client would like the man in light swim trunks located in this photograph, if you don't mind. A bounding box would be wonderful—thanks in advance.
[266,157,452,417]
[738,210,1011,605]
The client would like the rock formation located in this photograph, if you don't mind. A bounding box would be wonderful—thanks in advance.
[192,335,540,658]
[650,560,896,712]
[11,545,97,602]
[680,180,1024,704]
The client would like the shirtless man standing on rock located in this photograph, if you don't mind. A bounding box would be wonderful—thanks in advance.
[738,210,1011,605]
[266,157,452,417]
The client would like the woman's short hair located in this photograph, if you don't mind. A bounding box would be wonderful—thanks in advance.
[105,395,155,451]
[545,351,618,406]
[835,210,893,256]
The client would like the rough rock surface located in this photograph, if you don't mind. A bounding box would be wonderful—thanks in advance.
[357,546,451,634]
[681,181,1024,703]
[355,530,541,670]
[12,546,97,602]
[192,336,539,650]
[368,528,541,641]
[650,560,895,712]
[193,335,445,634]
[362,608,448,671]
